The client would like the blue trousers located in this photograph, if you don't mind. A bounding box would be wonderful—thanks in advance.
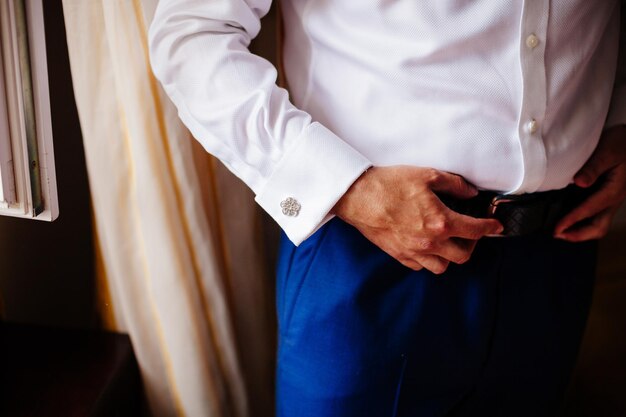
[275,218,597,417]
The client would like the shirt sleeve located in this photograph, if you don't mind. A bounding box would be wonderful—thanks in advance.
[606,0,626,127]
[148,0,372,245]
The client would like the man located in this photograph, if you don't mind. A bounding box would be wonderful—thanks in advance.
[149,1,626,416]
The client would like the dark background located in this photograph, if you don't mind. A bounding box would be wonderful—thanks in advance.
[0,0,95,328]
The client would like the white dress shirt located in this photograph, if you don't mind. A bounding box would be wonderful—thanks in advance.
[149,0,625,245]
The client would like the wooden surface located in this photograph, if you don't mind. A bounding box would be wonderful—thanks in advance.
[0,323,142,417]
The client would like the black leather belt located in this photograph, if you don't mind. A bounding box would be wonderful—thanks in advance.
[438,184,595,237]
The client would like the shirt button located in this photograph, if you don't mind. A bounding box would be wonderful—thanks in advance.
[526,34,539,49]
[527,119,539,134]
[280,197,301,217]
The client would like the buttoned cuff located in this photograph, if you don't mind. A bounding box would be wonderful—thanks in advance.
[255,122,372,246]
[606,85,626,128]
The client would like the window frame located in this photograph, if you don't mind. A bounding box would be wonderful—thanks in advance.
[0,0,57,221]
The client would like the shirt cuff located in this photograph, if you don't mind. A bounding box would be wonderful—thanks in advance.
[255,122,372,246]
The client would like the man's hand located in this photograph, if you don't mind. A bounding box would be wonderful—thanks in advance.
[555,125,626,241]
[332,166,503,274]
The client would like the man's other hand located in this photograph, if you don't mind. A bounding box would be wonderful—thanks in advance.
[555,125,626,241]
[332,166,503,274]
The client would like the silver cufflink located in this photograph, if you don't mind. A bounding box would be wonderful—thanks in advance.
[280,197,301,217]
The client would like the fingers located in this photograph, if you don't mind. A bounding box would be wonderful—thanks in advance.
[399,238,476,275]
[398,204,500,274]
[554,194,606,236]
[407,244,474,275]
[427,169,478,199]
[398,257,424,272]
[446,210,503,239]
[350,166,508,276]
[419,201,503,240]
[400,254,449,275]
[414,255,450,275]
[554,177,623,236]
[413,237,476,265]
[574,153,612,188]
[574,125,626,188]
[555,208,615,242]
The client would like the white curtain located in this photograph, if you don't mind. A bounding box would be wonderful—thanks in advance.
[62,1,276,415]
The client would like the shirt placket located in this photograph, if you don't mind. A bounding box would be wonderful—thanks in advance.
[516,0,550,193]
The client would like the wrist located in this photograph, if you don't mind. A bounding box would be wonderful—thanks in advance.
[331,167,374,220]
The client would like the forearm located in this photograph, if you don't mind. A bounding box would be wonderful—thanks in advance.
[149,0,371,245]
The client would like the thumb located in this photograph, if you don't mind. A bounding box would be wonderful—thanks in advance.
[574,156,604,188]
[576,125,626,187]
[429,170,478,199]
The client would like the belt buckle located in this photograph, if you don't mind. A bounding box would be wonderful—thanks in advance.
[486,194,515,237]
